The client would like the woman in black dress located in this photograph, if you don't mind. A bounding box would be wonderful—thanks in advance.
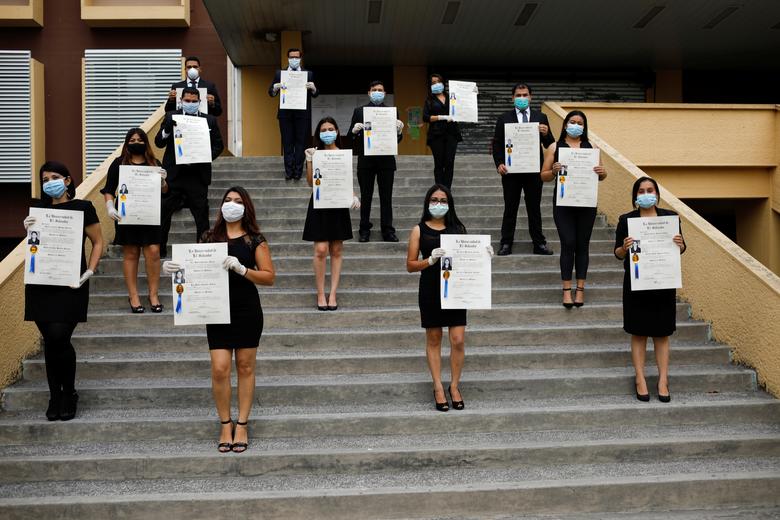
[541,110,607,308]
[303,117,360,310]
[422,73,464,188]
[101,128,168,313]
[406,184,493,412]
[23,161,104,421]
[614,177,686,403]
[163,186,275,453]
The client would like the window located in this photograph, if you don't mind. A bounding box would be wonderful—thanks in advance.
[0,50,32,183]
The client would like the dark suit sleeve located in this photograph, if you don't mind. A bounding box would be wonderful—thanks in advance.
[164,82,177,113]
[539,113,555,148]
[209,116,224,160]
[309,71,319,99]
[492,114,505,167]
[207,81,223,117]
[155,113,173,148]
[268,70,280,97]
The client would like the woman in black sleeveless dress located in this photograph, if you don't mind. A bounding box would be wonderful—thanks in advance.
[163,186,275,453]
[100,128,168,313]
[24,161,104,421]
[615,177,686,403]
[541,110,607,308]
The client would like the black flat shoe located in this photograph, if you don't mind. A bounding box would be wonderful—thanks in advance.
[574,287,585,308]
[128,298,144,314]
[358,233,370,243]
[497,244,512,256]
[59,391,78,421]
[433,390,449,412]
[218,418,233,453]
[533,243,554,255]
[45,392,61,421]
[383,233,399,242]
[148,298,163,313]
[448,385,464,410]
[562,288,574,309]
[232,420,249,453]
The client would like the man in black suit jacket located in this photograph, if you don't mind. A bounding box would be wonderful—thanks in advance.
[349,80,404,242]
[268,48,319,181]
[165,56,222,117]
[156,88,224,256]
[492,83,555,256]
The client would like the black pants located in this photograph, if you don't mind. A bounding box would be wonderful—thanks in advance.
[279,117,309,179]
[500,173,545,246]
[553,205,597,281]
[160,179,210,254]
[357,168,395,236]
[35,321,78,396]
[428,135,458,188]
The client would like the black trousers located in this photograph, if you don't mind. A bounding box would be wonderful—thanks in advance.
[357,168,395,235]
[279,117,309,179]
[553,205,597,280]
[160,179,210,254]
[428,135,458,188]
[500,173,545,246]
[35,321,78,396]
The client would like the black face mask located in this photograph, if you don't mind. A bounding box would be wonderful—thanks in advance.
[127,143,146,155]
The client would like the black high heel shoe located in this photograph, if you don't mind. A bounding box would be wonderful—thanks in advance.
[448,385,464,410]
[562,288,574,309]
[636,381,650,402]
[433,390,449,412]
[232,420,249,453]
[218,418,233,453]
[148,298,163,313]
[128,297,144,314]
[658,383,671,403]
[574,287,585,308]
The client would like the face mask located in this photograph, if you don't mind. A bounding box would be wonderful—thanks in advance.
[428,203,449,218]
[369,91,385,104]
[127,142,146,155]
[43,178,67,199]
[186,67,199,81]
[431,83,444,94]
[566,123,584,138]
[319,130,337,145]
[514,97,530,110]
[182,101,200,115]
[221,201,245,222]
[288,58,301,70]
[635,193,657,209]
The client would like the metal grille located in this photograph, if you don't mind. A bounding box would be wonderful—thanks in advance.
[0,50,32,183]
[84,49,182,173]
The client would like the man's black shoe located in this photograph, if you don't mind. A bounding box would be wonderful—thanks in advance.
[383,233,399,242]
[533,243,554,255]
[359,233,370,243]
[497,244,512,256]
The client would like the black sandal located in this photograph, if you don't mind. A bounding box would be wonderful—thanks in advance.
[433,390,449,412]
[448,385,465,410]
[562,288,574,309]
[218,418,233,453]
[232,420,249,453]
[574,287,585,308]
[148,298,163,313]
[128,297,145,314]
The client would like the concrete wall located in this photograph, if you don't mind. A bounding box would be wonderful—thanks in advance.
[543,102,780,397]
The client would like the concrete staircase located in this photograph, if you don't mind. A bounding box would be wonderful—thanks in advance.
[1,155,778,519]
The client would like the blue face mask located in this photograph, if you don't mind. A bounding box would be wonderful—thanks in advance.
[431,83,444,94]
[369,91,385,104]
[319,130,337,145]
[514,97,530,110]
[428,204,449,218]
[566,123,584,138]
[288,58,301,70]
[182,101,199,115]
[43,178,67,199]
[635,193,657,209]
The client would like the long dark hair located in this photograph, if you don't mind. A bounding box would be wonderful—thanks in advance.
[37,161,76,207]
[557,110,590,144]
[420,184,466,233]
[631,176,660,208]
[203,186,262,243]
[120,128,157,166]
[313,116,342,149]
[427,73,446,101]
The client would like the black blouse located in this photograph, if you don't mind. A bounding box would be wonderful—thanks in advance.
[423,95,462,144]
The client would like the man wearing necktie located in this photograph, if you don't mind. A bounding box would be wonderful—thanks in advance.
[165,56,223,117]
[492,83,555,256]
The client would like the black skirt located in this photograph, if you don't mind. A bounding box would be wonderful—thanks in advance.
[113,222,161,246]
[302,196,353,242]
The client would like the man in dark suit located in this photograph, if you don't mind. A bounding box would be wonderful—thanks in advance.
[349,80,404,242]
[268,48,319,181]
[492,83,555,256]
[156,88,224,257]
[165,56,222,117]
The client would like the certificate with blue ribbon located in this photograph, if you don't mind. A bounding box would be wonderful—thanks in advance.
[439,234,492,310]
[24,207,83,288]
[312,149,353,209]
[117,165,161,226]
[627,216,682,291]
[172,243,231,326]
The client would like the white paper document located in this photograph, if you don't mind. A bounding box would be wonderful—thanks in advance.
[627,216,682,291]
[504,123,540,173]
[312,149,353,209]
[447,80,478,123]
[175,87,208,114]
[172,243,231,326]
[172,115,212,165]
[363,106,398,156]
[117,165,161,226]
[556,148,600,208]
[24,207,84,288]
[279,70,308,110]
[439,234,492,310]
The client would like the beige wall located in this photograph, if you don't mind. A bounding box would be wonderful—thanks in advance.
[393,66,429,155]
[240,65,280,157]
[30,58,44,197]
[0,0,43,27]
[544,101,780,398]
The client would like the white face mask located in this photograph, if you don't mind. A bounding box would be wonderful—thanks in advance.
[221,201,245,222]
[187,67,200,81]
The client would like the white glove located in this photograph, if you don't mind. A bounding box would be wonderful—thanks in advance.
[105,200,121,222]
[351,122,364,135]
[486,245,495,258]
[23,215,36,232]
[428,247,446,265]
[350,196,361,210]
[71,269,93,289]
[396,120,404,134]
[305,147,316,162]
[162,260,183,275]
[159,168,167,181]
[272,82,282,93]
[223,256,248,277]
[305,81,316,92]
[439,115,453,123]
[473,85,479,95]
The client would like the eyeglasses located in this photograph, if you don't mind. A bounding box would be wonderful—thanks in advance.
[429,198,448,204]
